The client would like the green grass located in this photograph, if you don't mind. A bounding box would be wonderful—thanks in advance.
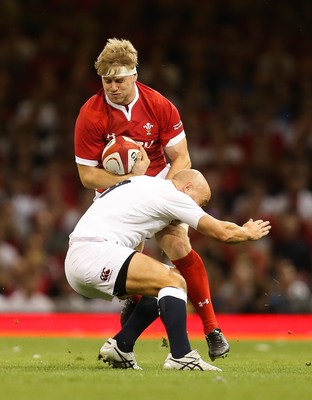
[1,337,311,400]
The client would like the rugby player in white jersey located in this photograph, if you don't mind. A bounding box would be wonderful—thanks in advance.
[65,169,271,371]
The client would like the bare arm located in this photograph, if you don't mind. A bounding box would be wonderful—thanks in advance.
[77,145,150,189]
[164,138,191,179]
[197,214,271,243]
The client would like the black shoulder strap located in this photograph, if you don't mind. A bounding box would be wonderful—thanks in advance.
[99,180,131,199]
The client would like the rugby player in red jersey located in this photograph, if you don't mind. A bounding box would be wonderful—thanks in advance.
[74,38,229,361]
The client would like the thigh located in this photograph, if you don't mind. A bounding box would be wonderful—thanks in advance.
[125,252,186,297]
[65,241,135,300]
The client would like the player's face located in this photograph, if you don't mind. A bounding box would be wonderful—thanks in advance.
[102,75,137,105]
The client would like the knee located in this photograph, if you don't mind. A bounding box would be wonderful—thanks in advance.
[168,270,187,292]
[156,225,191,260]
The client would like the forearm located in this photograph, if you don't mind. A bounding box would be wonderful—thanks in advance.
[77,165,134,189]
[198,220,250,243]
[197,215,271,243]
[212,222,251,244]
[164,138,192,179]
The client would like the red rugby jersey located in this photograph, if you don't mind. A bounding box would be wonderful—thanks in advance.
[74,81,185,177]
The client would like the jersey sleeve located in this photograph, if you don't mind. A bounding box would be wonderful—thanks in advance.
[163,191,206,229]
[154,94,186,148]
[74,94,107,167]
[147,182,206,229]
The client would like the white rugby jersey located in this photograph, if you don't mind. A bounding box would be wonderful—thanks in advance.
[69,175,206,249]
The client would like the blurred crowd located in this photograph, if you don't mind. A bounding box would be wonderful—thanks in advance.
[0,0,312,314]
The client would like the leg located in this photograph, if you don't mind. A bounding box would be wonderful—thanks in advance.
[119,240,144,326]
[100,252,191,364]
[125,252,193,358]
[155,223,230,360]
[115,296,159,352]
[99,252,220,370]
[99,295,159,370]
[121,226,219,332]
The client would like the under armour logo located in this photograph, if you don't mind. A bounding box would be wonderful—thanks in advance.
[198,299,210,307]
[100,267,112,282]
[106,133,116,140]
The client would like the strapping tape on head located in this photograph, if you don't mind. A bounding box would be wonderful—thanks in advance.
[102,66,137,78]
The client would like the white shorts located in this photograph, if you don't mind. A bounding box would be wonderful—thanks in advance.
[64,240,135,301]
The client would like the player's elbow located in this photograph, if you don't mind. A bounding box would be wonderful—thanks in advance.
[77,167,96,189]
[80,177,96,189]
[80,179,94,189]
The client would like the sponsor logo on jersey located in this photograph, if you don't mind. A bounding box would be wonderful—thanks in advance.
[100,267,112,282]
[136,140,154,149]
[143,122,153,135]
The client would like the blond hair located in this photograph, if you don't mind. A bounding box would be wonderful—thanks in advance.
[95,38,138,76]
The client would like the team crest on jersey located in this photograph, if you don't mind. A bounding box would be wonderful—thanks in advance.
[143,122,153,135]
[100,267,112,282]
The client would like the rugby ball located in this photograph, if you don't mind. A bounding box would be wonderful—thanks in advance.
[102,136,140,175]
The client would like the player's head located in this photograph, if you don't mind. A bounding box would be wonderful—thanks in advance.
[172,169,211,207]
[95,38,138,105]
[95,38,138,77]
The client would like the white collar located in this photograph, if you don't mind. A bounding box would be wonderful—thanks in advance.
[105,84,139,121]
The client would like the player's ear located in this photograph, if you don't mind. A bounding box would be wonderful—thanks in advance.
[184,182,193,193]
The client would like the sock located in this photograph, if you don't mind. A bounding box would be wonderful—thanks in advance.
[158,287,191,359]
[114,296,159,352]
[130,294,142,303]
[171,249,218,335]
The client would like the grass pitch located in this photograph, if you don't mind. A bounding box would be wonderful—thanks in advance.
[1,337,311,400]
